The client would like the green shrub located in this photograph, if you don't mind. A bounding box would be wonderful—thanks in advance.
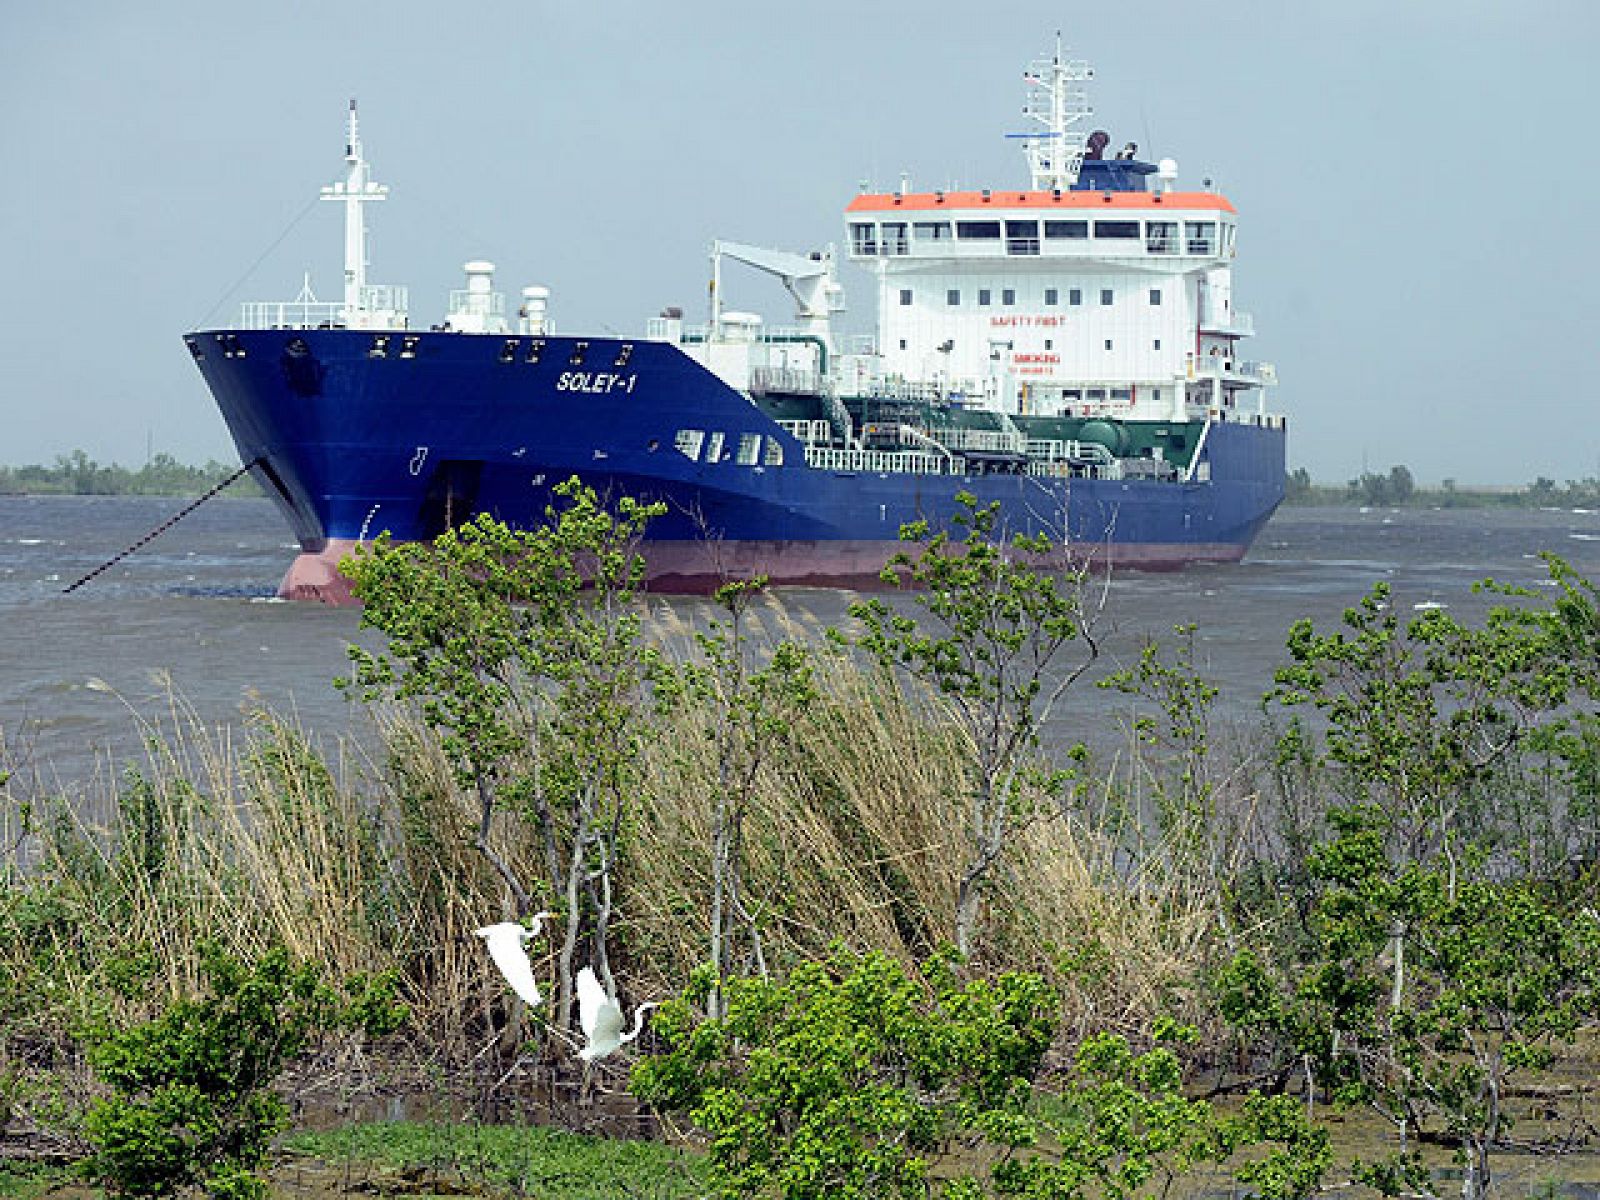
[80,943,405,1199]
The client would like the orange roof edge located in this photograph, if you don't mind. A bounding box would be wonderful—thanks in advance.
[845,190,1236,215]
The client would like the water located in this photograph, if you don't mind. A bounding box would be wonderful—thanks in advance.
[3,494,1598,786]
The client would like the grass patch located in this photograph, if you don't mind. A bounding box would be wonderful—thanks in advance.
[0,1161,71,1200]
[280,1121,705,1199]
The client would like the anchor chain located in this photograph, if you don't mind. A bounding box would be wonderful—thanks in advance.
[62,458,263,595]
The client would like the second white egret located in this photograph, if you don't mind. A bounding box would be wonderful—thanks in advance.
[576,966,657,1061]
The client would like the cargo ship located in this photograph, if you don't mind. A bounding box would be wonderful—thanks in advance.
[186,39,1284,602]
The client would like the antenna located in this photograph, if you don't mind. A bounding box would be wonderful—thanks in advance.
[1008,34,1094,190]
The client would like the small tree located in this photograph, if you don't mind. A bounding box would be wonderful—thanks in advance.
[662,577,817,1014]
[849,495,1100,956]
[81,944,404,1200]
[342,479,665,1042]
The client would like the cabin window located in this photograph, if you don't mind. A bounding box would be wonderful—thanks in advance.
[1104,339,1114,350]
[1044,220,1088,239]
[1086,388,1106,403]
[1111,388,1132,404]
[763,437,784,466]
[1044,288,1058,305]
[914,221,951,240]
[674,429,705,461]
[1186,221,1216,254]
[899,288,912,305]
[947,289,961,306]
[956,220,1001,239]
[1150,388,1163,404]
[1149,288,1162,305]
[1004,220,1039,255]
[1154,338,1162,350]
[737,434,762,466]
[1002,288,1016,305]
[1145,221,1177,253]
[705,431,726,462]
[1100,288,1114,305]
[1093,220,1139,239]
[1069,288,1082,306]
[849,222,877,255]
[881,222,909,255]
[978,289,991,306]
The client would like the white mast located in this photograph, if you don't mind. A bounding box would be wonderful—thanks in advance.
[1019,34,1094,190]
[320,100,388,327]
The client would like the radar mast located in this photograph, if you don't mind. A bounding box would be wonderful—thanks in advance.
[1018,34,1094,190]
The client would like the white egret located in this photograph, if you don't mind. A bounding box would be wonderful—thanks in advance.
[474,912,553,1008]
[576,966,657,1061]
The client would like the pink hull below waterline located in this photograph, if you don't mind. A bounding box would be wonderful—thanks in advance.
[276,538,1250,605]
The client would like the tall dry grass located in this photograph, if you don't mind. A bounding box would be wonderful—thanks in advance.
[0,602,1265,1077]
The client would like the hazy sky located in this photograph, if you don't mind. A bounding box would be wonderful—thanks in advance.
[2,0,1594,485]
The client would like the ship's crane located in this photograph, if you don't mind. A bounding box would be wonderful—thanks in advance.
[709,240,845,354]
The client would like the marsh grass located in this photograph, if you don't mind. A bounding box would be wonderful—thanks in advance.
[0,603,1263,1116]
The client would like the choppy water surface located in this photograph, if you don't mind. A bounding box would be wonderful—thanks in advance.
[2,494,1597,785]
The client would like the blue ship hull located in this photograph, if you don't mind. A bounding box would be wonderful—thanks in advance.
[187,327,1286,600]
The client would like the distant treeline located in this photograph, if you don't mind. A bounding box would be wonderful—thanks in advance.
[0,450,260,497]
[1285,464,1600,508]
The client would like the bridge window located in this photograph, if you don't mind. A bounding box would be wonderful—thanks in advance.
[764,438,784,466]
[881,222,909,255]
[705,432,726,462]
[1094,220,1140,239]
[914,221,951,240]
[1146,221,1177,253]
[675,429,705,461]
[737,433,762,465]
[1005,220,1039,255]
[956,220,1001,239]
[1186,221,1217,254]
[1044,220,1088,239]
[849,222,877,255]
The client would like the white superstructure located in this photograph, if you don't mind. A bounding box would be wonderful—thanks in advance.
[677,40,1277,430]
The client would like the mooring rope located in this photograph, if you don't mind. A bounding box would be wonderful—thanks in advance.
[62,458,263,595]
